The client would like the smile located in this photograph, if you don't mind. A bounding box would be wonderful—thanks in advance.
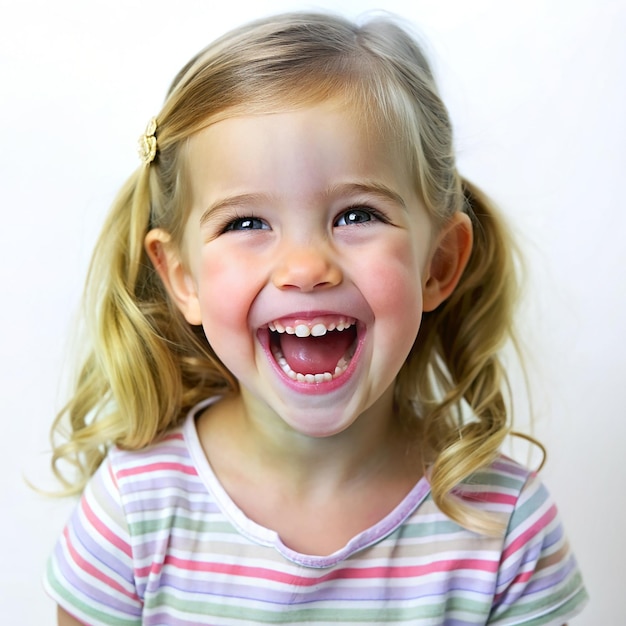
[265,316,358,384]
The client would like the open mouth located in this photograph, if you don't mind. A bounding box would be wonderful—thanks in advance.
[267,316,358,384]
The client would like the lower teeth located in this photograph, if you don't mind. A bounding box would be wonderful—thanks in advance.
[271,345,352,383]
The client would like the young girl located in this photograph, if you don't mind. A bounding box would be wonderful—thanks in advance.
[45,11,587,625]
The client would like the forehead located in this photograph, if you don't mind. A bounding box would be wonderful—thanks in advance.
[185,102,413,201]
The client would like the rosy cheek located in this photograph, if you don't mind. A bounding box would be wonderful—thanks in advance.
[366,247,423,304]
[360,254,424,356]
[197,261,240,319]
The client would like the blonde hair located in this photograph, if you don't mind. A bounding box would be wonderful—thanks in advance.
[52,12,524,534]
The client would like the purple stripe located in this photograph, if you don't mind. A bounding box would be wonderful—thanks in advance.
[119,474,206,495]
[498,512,565,586]
[69,505,135,584]
[491,457,530,477]
[124,494,222,516]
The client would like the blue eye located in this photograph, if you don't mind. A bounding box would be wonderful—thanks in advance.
[223,216,269,231]
[335,207,381,227]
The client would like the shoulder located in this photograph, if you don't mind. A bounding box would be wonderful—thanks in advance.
[457,455,572,550]
[107,420,205,501]
[109,427,195,479]
[108,397,218,490]
[453,454,538,514]
[109,396,220,477]
[472,458,590,623]
[468,455,560,539]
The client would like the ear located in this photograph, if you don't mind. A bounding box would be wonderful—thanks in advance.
[422,212,473,312]
[144,228,202,325]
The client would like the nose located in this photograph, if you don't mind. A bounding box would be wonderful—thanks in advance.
[272,242,342,292]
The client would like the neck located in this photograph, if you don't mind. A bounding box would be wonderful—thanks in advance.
[197,386,420,497]
[196,388,424,556]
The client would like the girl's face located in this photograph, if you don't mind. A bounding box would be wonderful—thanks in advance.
[154,102,468,438]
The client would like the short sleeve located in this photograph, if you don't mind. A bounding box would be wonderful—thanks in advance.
[44,457,143,625]
[488,473,588,625]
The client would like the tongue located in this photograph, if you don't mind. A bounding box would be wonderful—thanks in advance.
[279,331,354,375]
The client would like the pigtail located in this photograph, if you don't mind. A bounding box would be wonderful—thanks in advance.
[400,178,519,534]
[50,164,234,494]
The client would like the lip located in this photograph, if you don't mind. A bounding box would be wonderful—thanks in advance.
[256,311,366,395]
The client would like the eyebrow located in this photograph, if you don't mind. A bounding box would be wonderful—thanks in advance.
[328,182,407,210]
[199,181,407,226]
[199,193,269,227]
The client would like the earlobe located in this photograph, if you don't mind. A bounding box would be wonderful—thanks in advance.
[422,212,473,312]
[144,229,202,325]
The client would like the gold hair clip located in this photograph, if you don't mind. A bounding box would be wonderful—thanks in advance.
[138,117,158,164]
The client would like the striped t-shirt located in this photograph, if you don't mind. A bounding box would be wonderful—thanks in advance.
[45,400,587,625]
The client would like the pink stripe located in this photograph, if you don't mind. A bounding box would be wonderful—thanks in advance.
[460,491,518,505]
[493,566,535,604]
[501,504,557,563]
[162,432,184,442]
[117,461,198,479]
[63,526,139,601]
[134,561,166,579]
[81,496,132,558]
[157,556,498,585]
[508,568,534,587]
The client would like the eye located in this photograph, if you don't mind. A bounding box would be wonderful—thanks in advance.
[334,206,385,227]
[223,216,269,232]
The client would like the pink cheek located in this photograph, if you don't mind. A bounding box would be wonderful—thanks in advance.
[199,287,244,329]
[367,262,422,309]
[197,258,256,337]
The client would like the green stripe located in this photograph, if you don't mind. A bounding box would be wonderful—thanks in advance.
[493,571,587,622]
[394,518,464,539]
[464,470,524,491]
[144,589,491,623]
[502,591,588,626]
[506,481,548,535]
[129,516,236,536]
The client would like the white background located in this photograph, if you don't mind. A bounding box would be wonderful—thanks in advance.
[1,0,624,623]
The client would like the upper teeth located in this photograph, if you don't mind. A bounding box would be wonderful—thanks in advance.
[268,318,354,337]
